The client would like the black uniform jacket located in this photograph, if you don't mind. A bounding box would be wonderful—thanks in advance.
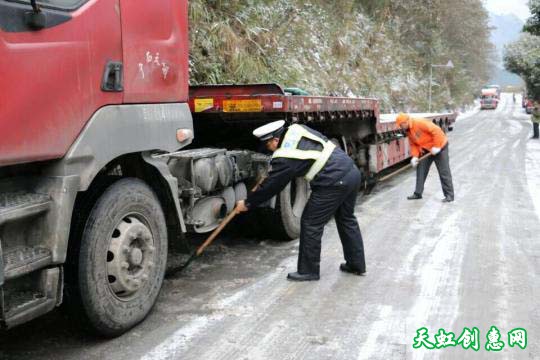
[245,125,355,209]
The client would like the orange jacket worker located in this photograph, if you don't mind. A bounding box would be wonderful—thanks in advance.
[396,113,454,202]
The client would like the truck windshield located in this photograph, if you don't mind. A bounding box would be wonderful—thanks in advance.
[9,0,86,10]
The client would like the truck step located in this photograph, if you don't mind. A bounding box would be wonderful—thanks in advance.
[0,192,52,225]
[2,268,60,328]
[4,291,56,328]
[4,289,45,315]
[3,246,52,281]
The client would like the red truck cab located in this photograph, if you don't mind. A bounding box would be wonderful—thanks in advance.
[1,0,189,166]
[480,88,498,110]
[0,0,193,336]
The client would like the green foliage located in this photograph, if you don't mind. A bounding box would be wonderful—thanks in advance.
[189,0,493,111]
[523,0,540,35]
[506,0,540,99]
[504,33,540,98]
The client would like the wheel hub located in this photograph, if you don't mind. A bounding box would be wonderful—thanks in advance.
[107,216,155,298]
[129,248,143,266]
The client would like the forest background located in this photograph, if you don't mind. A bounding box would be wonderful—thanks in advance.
[189,0,494,112]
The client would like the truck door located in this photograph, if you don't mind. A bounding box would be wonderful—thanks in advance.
[0,0,123,166]
[119,0,189,104]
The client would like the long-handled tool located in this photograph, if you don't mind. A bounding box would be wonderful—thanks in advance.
[174,208,240,273]
[378,152,431,182]
[171,176,266,274]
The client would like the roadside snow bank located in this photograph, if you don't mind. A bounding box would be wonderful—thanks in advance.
[456,100,480,122]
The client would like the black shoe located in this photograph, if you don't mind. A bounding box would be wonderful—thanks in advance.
[287,272,320,281]
[339,263,366,276]
[442,196,454,203]
[407,193,422,200]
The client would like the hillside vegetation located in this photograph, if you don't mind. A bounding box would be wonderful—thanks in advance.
[189,0,493,112]
[505,0,540,99]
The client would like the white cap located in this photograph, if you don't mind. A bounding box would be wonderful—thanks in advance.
[252,120,286,141]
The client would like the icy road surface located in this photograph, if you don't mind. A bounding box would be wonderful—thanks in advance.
[1,94,538,360]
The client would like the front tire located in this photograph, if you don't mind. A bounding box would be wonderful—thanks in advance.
[78,178,167,337]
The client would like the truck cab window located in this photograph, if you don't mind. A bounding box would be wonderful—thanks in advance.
[8,0,87,10]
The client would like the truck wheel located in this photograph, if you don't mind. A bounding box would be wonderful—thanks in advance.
[78,178,167,337]
[265,177,309,240]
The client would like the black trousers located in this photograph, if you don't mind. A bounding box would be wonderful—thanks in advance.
[533,122,539,138]
[414,144,454,199]
[297,166,366,275]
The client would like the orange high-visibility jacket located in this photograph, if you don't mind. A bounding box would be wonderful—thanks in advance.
[398,115,448,158]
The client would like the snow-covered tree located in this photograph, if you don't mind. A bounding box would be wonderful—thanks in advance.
[504,33,540,98]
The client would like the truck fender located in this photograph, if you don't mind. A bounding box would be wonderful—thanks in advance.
[48,103,193,192]
[141,152,186,233]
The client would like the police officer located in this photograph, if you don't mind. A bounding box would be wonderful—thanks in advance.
[235,120,366,281]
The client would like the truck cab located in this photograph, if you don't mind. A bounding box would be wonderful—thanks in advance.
[480,88,499,110]
[0,0,305,336]
[0,0,193,336]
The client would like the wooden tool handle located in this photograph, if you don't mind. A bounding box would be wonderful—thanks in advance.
[251,176,266,192]
[195,209,239,256]
[193,176,264,257]
[378,153,431,182]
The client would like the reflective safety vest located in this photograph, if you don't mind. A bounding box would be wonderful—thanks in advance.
[272,124,336,181]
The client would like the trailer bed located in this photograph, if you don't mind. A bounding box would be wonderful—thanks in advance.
[189,84,379,122]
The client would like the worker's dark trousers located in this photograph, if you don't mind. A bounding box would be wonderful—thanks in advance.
[297,166,366,275]
[414,144,454,199]
[533,122,539,138]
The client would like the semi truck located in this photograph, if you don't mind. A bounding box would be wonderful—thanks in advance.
[0,0,456,336]
[480,88,499,110]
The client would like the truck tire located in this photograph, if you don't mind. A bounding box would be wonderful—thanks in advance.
[78,178,167,337]
[263,177,309,240]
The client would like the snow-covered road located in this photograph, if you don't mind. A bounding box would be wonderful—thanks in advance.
[1,93,538,360]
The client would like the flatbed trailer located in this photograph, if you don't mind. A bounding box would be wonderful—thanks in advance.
[376,112,456,175]
[189,84,456,180]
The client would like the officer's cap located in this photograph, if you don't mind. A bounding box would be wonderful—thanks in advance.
[252,120,286,141]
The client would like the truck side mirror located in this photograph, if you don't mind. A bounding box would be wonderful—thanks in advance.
[24,0,46,30]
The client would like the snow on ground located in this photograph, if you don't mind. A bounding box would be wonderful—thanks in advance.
[526,139,540,221]
[455,101,480,121]
[512,94,530,119]
[379,102,479,125]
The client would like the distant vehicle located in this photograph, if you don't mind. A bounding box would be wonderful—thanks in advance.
[526,99,534,114]
[483,84,501,99]
[480,88,499,110]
